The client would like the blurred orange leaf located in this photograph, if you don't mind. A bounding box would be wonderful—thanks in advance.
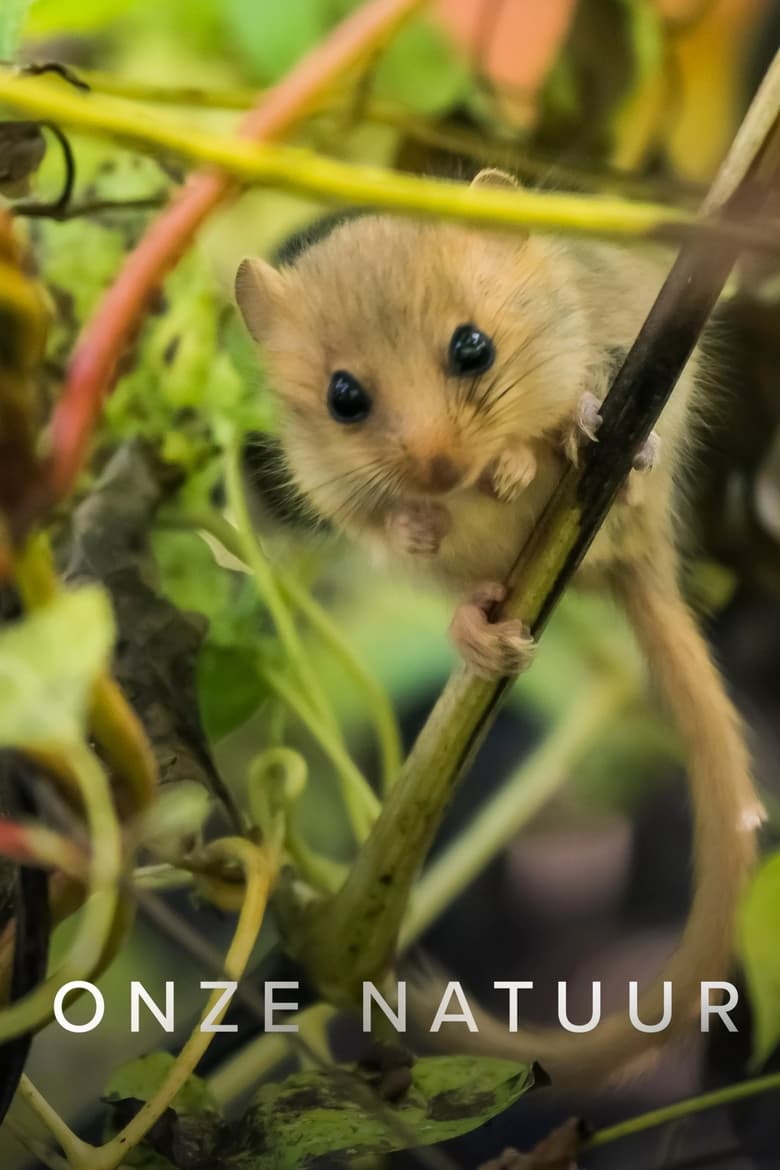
[435,0,578,125]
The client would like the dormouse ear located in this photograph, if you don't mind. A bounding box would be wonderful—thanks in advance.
[235,257,286,343]
[470,168,519,190]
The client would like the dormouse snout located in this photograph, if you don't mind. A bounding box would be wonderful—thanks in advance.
[410,452,463,495]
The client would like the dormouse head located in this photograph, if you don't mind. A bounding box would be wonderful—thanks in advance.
[235,170,589,534]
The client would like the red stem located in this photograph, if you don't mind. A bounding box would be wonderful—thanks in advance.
[0,820,43,868]
[44,0,425,505]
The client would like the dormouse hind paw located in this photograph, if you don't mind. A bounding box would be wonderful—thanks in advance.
[449,582,536,680]
[386,501,451,557]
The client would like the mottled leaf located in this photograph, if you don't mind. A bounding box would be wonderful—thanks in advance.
[232,1056,538,1168]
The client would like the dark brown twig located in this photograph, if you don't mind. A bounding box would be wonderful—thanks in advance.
[15,193,167,220]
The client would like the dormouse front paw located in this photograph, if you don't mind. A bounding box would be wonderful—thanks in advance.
[386,501,451,557]
[449,582,536,680]
[480,442,538,503]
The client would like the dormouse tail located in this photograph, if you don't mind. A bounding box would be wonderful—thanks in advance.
[414,560,762,1089]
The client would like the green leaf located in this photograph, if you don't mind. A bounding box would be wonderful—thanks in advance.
[619,0,664,81]
[105,1052,220,1116]
[235,1056,538,1168]
[740,852,780,1069]
[0,587,114,749]
[0,0,33,58]
[150,528,270,741]
[26,0,137,34]
[372,19,473,115]
[198,644,266,742]
[225,0,328,83]
[105,256,273,456]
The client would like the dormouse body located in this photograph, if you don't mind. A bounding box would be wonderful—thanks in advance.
[235,171,762,1088]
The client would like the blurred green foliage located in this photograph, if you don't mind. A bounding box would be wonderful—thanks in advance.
[740,852,780,1070]
[0,587,113,749]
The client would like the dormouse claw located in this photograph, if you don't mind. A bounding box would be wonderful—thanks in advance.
[386,501,451,557]
[632,430,661,473]
[449,582,536,680]
[562,391,603,465]
[577,390,603,443]
[620,430,662,505]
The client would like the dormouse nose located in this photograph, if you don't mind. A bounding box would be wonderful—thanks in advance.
[415,453,462,494]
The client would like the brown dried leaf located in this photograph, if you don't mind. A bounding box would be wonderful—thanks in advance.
[63,441,236,820]
[0,122,46,197]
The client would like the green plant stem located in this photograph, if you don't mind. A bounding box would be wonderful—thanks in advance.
[223,438,337,735]
[401,675,630,947]
[75,69,260,108]
[132,863,196,891]
[586,1071,780,1150]
[161,502,402,789]
[263,666,380,843]
[56,69,704,204]
[247,745,347,891]
[286,827,348,893]
[6,1114,71,1170]
[207,1002,336,1108]
[221,453,380,839]
[278,568,402,791]
[0,741,121,1042]
[16,1078,92,1167]
[0,71,704,244]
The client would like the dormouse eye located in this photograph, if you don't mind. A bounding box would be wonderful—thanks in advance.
[327,370,372,423]
[448,323,495,376]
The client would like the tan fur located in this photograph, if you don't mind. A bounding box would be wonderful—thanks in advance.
[235,171,763,1086]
